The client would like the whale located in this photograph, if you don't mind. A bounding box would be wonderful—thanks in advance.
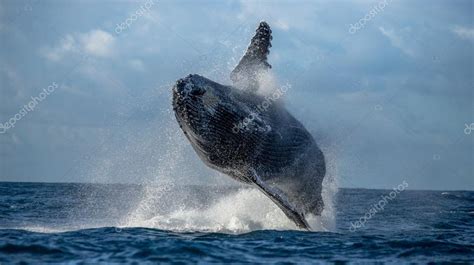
[172,22,325,229]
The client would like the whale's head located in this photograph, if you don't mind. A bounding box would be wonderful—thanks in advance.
[172,74,261,170]
[172,74,229,136]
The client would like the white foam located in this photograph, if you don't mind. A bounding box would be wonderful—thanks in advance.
[119,170,337,233]
[120,188,295,233]
[13,226,69,233]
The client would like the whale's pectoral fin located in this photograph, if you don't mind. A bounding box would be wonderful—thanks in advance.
[248,169,310,230]
[230,21,272,91]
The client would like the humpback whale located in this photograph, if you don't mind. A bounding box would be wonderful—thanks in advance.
[172,22,325,229]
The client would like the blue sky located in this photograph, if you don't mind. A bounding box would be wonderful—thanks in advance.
[0,0,472,190]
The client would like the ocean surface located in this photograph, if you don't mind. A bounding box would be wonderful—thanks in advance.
[0,182,473,264]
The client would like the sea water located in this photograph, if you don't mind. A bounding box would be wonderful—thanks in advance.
[0,182,473,263]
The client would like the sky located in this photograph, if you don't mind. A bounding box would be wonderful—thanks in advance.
[0,0,472,190]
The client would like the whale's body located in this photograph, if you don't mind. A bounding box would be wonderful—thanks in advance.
[172,22,325,229]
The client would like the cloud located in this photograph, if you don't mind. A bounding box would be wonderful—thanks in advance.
[41,34,78,62]
[452,25,474,41]
[80,29,115,57]
[41,29,115,61]
[379,27,415,57]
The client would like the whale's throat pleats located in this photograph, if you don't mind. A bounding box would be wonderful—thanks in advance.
[199,104,263,169]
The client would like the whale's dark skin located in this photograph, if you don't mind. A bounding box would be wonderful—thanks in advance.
[172,22,325,229]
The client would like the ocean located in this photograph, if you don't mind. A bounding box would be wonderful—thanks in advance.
[0,182,473,263]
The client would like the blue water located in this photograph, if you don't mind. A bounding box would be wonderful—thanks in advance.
[0,182,473,263]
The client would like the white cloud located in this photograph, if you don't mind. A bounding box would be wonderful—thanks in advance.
[452,26,474,41]
[79,29,115,57]
[379,27,415,57]
[41,34,78,62]
[41,29,115,61]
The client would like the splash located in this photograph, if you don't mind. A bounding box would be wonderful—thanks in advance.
[117,146,338,233]
[119,181,336,233]
[122,188,295,232]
